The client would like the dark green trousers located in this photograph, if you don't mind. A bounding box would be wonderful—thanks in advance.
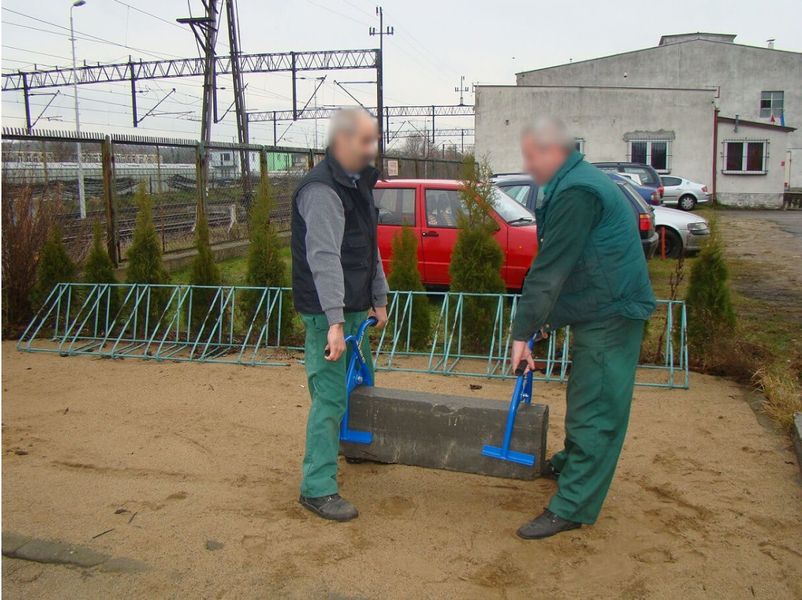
[299,311,372,498]
[548,316,645,524]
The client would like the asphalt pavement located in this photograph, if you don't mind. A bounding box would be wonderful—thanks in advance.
[726,210,802,240]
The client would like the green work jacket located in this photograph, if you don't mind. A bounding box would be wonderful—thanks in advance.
[511,151,656,340]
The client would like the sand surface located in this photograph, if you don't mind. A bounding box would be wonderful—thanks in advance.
[2,341,801,599]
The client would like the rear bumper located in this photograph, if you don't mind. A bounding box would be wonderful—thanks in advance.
[642,232,659,259]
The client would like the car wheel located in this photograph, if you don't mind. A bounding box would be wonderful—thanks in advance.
[657,227,683,259]
[678,194,697,211]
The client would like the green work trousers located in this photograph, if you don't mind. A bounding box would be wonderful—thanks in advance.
[548,316,645,524]
[299,311,373,498]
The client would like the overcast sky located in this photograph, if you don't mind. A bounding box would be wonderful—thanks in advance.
[2,0,801,150]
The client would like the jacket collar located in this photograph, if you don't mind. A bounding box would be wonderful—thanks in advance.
[542,150,585,204]
[325,147,380,189]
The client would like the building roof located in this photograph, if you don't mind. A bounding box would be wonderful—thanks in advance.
[516,35,801,77]
[659,32,736,46]
[476,84,713,93]
[718,115,796,133]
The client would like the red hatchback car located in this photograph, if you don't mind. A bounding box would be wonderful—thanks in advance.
[374,179,539,291]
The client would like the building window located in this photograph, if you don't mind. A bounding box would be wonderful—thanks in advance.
[759,91,784,118]
[574,138,585,153]
[221,152,232,162]
[723,140,768,174]
[628,140,671,173]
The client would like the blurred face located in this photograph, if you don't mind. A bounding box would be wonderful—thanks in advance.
[521,133,569,185]
[332,113,378,173]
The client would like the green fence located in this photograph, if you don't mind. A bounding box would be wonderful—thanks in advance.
[18,283,689,389]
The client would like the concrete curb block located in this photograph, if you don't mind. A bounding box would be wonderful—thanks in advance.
[2,531,149,573]
[341,387,548,480]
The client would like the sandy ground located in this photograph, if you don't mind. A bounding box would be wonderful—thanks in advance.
[2,341,801,599]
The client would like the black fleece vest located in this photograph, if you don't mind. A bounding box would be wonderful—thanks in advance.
[291,153,380,315]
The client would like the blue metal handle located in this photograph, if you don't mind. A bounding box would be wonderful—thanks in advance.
[340,317,379,445]
[344,316,377,393]
[345,316,378,348]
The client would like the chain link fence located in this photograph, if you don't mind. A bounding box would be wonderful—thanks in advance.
[2,128,463,264]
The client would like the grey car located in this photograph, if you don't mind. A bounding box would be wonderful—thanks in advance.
[653,205,710,257]
[660,175,711,211]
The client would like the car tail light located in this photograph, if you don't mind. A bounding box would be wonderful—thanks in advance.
[639,213,652,232]
[702,185,708,192]
[651,191,660,205]
[658,186,665,198]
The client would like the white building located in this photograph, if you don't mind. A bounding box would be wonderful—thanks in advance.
[476,33,801,207]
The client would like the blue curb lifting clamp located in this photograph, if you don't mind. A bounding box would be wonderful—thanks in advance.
[339,316,378,445]
[481,332,543,466]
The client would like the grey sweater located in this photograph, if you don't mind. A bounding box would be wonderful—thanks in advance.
[297,182,389,326]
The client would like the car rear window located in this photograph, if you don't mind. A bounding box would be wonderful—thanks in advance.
[423,187,535,228]
[617,181,651,214]
[622,165,660,186]
[374,187,416,225]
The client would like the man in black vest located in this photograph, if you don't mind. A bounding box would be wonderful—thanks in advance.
[291,108,389,522]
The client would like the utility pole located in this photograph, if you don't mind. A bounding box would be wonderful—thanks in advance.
[178,0,219,215]
[70,0,87,219]
[224,0,251,201]
[455,75,470,106]
[369,6,393,163]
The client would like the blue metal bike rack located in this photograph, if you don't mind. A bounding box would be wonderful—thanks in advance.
[482,334,541,466]
[339,316,378,445]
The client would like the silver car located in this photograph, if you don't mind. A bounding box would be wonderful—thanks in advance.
[660,175,711,211]
[653,205,710,257]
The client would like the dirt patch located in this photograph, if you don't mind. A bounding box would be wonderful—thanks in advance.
[2,342,802,599]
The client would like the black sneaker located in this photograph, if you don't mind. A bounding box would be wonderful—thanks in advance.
[299,494,359,522]
[516,509,581,540]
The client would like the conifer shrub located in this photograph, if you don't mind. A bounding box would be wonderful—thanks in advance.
[84,219,119,323]
[32,225,76,309]
[126,183,170,328]
[685,219,736,358]
[449,155,505,351]
[245,173,296,343]
[188,210,222,329]
[388,225,431,349]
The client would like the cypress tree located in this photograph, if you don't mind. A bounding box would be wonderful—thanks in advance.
[686,219,736,356]
[126,183,170,328]
[245,172,295,342]
[388,226,431,349]
[449,155,505,351]
[84,219,119,324]
[32,225,76,308]
[126,183,169,285]
[189,210,222,328]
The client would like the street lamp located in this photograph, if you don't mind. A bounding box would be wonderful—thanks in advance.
[70,0,87,219]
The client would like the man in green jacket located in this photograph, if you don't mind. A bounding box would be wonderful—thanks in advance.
[510,117,656,540]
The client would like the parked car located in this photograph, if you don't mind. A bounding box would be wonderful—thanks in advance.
[492,173,540,212]
[608,174,659,259]
[653,205,710,257]
[592,161,664,199]
[492,172,658,259]
[659,175,710,211]
[614,173,662,205]
[374,179,538,291]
